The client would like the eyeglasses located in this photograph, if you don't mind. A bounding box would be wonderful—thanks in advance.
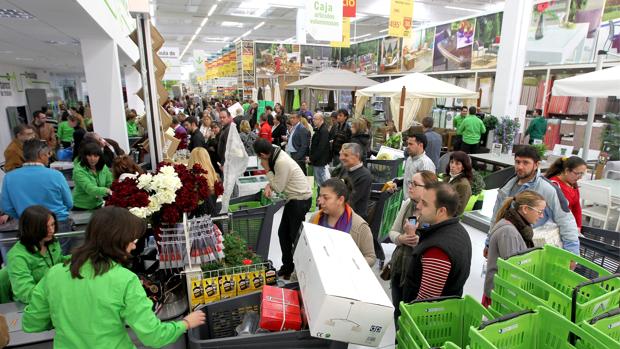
[571,170,586,177]
[527,206,545,216]
[407,180,426,188]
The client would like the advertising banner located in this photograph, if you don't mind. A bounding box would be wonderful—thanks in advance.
[330,17,351,48]
[388,0,414,38]
[343,0,356,17]
[306,0,343,41]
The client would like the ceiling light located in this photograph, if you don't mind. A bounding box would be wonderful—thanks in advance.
[241,30,252,38]
[200,17,208,27]
[221,21,244,27]
[353,33,371,40]
[233,37,242,43]
[194,27,202,35]
[0,8,35,19]
[0,50,13,54]
[379,29,388,33]
[444,6,484,13]
[253,21,265,30]
[208,4,218,16]
[15,57,34,61]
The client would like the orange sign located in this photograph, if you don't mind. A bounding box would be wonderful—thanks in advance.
[343,0,356,17]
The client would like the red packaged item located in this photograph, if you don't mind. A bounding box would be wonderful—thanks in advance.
[259,285,302,332]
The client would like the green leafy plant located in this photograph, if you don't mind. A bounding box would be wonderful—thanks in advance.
[602,113,620,161]
[471,170,486,196]
[531,143,548,160]
[494,116,520,146]
[385,132,402,149]
[483,114,499,131]
[201,232,262,272]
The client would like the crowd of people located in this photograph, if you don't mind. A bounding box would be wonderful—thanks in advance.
[0,95,590,346]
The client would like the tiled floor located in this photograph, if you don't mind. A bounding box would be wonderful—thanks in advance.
[266,207,489,349]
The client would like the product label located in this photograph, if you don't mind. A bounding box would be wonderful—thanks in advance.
[219,275,236,299]
[203,277,220,304]
[234,272,252,296]
[189,276,205,309]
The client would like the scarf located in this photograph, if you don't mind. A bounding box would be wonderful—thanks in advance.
[268,147,282,175]
[312,204,353,234]
[503,207,535,248]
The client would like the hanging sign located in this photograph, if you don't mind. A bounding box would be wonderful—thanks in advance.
[388,0,414,38]
[305,0,343,42]
[330,17,350,48]
[343,0,356,17]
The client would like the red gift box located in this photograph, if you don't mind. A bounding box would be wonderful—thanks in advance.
[259,285,302,331]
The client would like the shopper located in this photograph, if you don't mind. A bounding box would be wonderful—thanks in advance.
[185,116,205,152]
[81,132,125,169]
[68,113,86,160]
[285,113,310,175]
[422,116,442,170]
[171,117,188,150]
[111,155,144,181]
[310,112,331,188]
[258,113,272,142]
[199,112,213,139]
[329,109,352,166]
[350,118,371,161]
[264,105,275,126]
[487,146,579,256]
[217,109,233,166]
[254,139,312,280]
[403,183,472,302]
[57,112,74,149]
[389,170,438,321]
[403,132,436,193]
[338,143,373,221]
[298,101,313,120]
[444,151,473,216]
[72,142,113,211]
[310,178,376,266]
[452,107,468,151]
[126,110,140,137]
[22,206,206,348]
[3,124,36,172]
[7,206,67,304]
[239,120,258,156]
[31,111,57,150]
[524,109,547,145]
[457,106,486,154]
[483,190,545,307]
[545,156,587,231]
[271,114,287,148]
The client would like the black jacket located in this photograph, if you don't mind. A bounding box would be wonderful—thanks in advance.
[350,133,371,160]
[218,123,231,164]
[339,165,372,221]
[188,130,205,151]
[403,218,472,302]
[310,123,331,166]
[329,121,351,159]
[289,124,310,161]
[271,123,287,147]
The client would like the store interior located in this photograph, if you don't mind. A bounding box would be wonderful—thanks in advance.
[0,0,619,348]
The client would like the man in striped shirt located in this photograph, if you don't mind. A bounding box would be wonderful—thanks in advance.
[403,182,472,302]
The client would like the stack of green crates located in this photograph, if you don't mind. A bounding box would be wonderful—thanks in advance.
[378,188,403,241]
[469,307,608,349]
[579,308,620,348]
[491,245,620,323]
[397,296,494,349]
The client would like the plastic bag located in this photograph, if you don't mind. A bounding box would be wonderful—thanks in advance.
[220,125,248,213]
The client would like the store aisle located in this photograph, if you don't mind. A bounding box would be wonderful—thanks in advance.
[266,209,488,349]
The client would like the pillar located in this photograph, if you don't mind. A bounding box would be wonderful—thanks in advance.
[124,66,145,114]
[491,0,534,120]
[80,38,129,152]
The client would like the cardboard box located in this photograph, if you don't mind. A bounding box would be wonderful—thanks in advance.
[259,285,302,331]
[293,223,393,347]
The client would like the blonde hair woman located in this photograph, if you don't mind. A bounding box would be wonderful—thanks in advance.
[188,147,219,193]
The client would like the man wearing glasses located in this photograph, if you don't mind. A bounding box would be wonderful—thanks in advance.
[485,146,579,256]
[1,140,73,257]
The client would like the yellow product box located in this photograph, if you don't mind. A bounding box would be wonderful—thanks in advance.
[189,276,205,310]
[248,270,266,292]
[219,275,236,299]
[203,277,220,304]
[234,272,252,296]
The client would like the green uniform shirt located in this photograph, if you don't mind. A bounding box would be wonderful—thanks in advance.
[127,121,139,137]
[457,115,487,145]
[526,116,547,140]
[23,261,186,348]
[453,115,464,134]
[7,240,66,304]
[72,162,113,210]
[57,121,75,143]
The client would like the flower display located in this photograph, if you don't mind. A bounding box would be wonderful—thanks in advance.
[494,116,521,146]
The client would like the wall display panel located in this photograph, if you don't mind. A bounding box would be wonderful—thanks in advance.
[471,12,503,69]
[300,45,339,75]
[433,19,475,72]
[596,0,620,61]
[254,43,300,78]
[355,39,380,75]
[525,0,605,66]
[379,37,403,74]
[402,28,435,72]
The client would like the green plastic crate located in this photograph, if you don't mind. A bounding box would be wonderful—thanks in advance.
[580,308,620,349]
[497,245,620,322]
[397,296,494,349]
[469,307,607,349]
[378,188,403,241]
[228,201,263,212]
[490,275,547,316]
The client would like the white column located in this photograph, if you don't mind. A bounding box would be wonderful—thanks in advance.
[491,0,534,118]
[80,38,129,152]
[124,66,145,114]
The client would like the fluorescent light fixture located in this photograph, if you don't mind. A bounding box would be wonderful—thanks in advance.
[208,4,218,16]
[194,27,202,35]
[444,6,484,13]
[253,21,265,30]
[200,17,208,27]
[221,21,244,27]
[350,15,367,23]
[0,8,35,19]
[379,29,388,33]
[241,29,252,37]
[15,57,34,61]
[353,33,371,40]
[233,37,242,43]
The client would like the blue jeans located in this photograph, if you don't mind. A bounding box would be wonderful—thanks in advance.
[313,165,330,187]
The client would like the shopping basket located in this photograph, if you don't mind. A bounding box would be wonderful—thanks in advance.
[578,226,620,277]
[579,307,620,349]
[488,276,546,317]
[468,307,607,349]
[496,245,620,322]
[397,295,494,349]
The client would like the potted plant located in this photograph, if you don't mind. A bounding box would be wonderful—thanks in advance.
[464,170,486,212]
[494,116,521,154]
[602,113,620,161]
[531,143,548,160]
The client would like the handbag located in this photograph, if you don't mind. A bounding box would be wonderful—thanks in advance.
[379,261,391,281]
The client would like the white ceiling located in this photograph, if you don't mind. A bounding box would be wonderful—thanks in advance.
[153,0,506,64]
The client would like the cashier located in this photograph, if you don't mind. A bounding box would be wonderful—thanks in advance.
[6,205,67,304]
[310,178,376,267]
[22,206,206,348]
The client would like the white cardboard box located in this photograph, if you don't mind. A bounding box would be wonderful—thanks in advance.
[293,222,394,347]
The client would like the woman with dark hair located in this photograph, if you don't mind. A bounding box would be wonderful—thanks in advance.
[22,207,206,347]
[309,178,376,267]
[72,142,113,210]
[69,113,86,159]
[444,151,473,216]
[6,206,67,304]
[111,155,145,180]
[271,114,287,148]
[350,118,371,161]
[545,156,587,230]
[57,111,74,149]
[483,190,545,307]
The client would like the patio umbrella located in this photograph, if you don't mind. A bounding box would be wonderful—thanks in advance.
[264,84,272,102]
[273,81,282,105]
[251,87,258,102]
